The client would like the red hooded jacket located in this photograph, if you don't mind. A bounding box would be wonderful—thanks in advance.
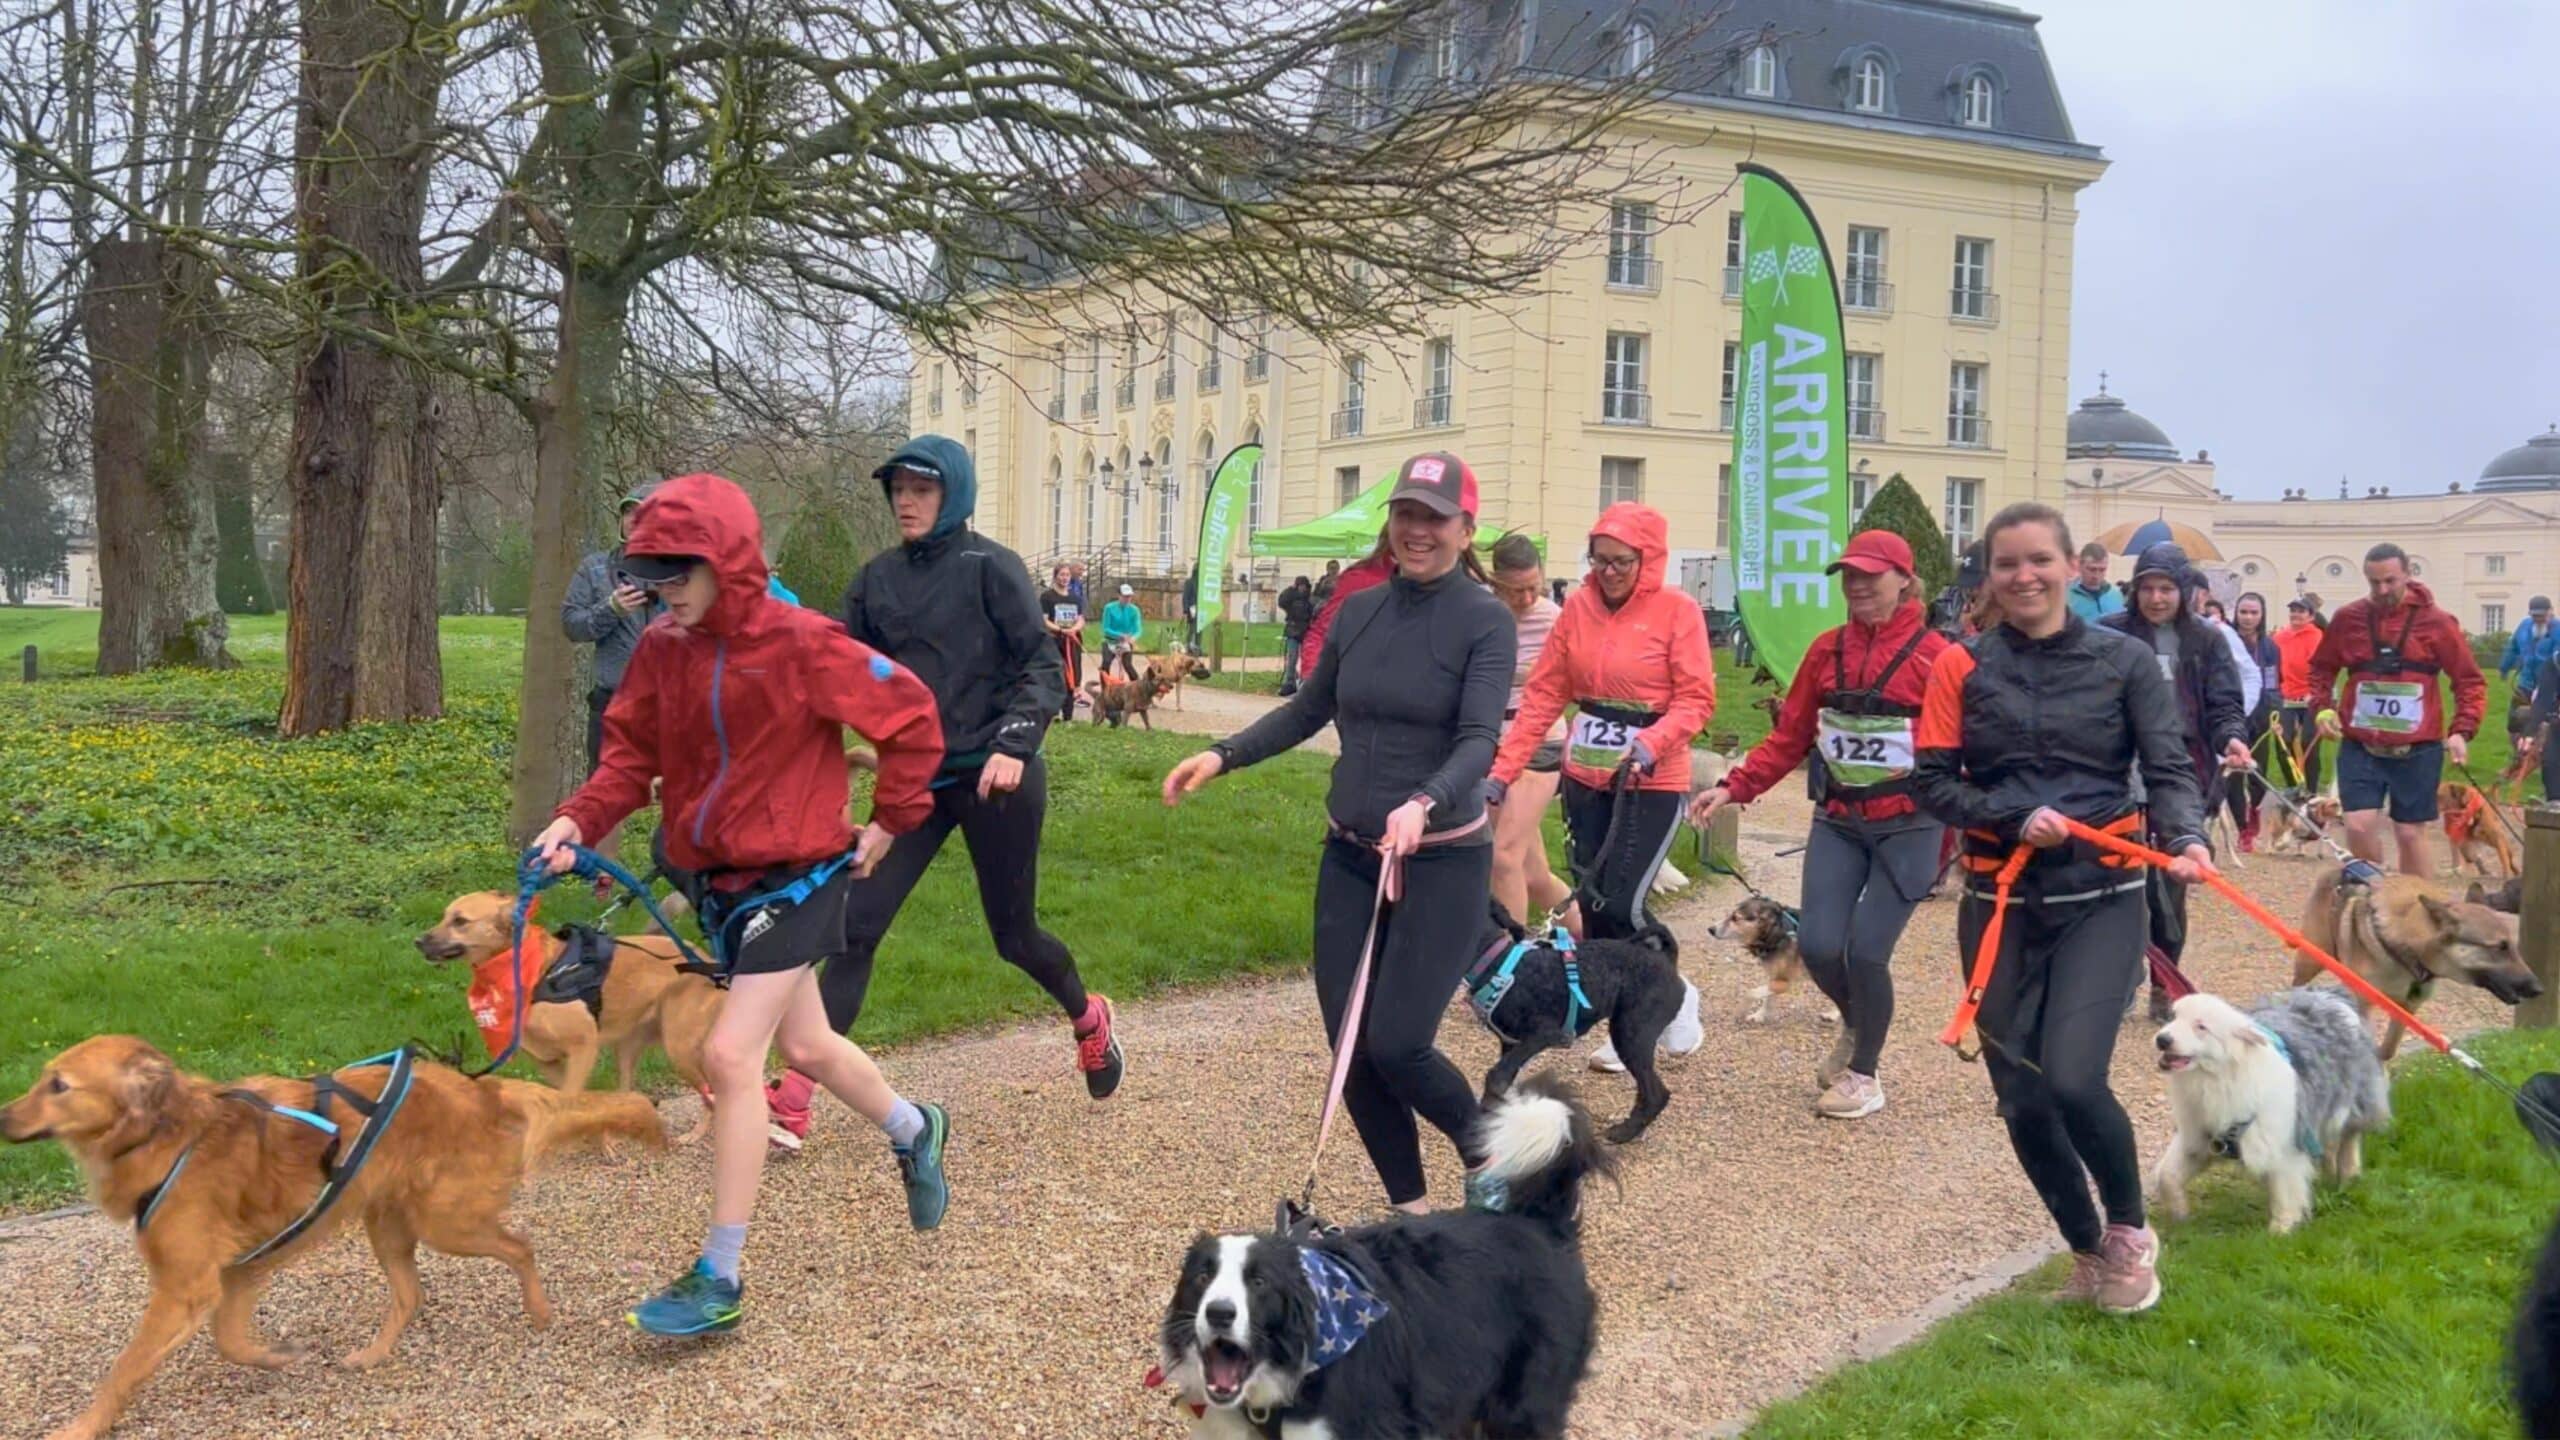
[1721,598,1948,822]
[556,474,944,886]
[2305,582,2485,747]
[1493,503,1715,794]
[1298,552,1392,680]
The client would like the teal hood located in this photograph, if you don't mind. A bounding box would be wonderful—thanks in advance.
[874,434,977,542]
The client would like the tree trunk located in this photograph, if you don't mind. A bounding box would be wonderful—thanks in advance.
[78,237,229,672]
[505,271,626,843]
[276,0,442,735]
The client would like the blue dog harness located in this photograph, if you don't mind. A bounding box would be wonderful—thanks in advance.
[1463,928,1595,1038]
[135,1047,419,1266]
[2210,1023,2322,1162]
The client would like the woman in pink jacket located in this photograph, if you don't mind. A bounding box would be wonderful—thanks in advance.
[1490,503,1717,943]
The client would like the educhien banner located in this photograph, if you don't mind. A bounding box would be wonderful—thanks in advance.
[1192,442,1262,626]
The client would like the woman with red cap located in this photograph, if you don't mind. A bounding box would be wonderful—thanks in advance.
[1691,530,1949,1120]
[1488,502,1716,1071]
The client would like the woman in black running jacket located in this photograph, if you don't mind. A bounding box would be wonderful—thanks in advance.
[1914,502,2215,1318]
[1163,452,1514,1213]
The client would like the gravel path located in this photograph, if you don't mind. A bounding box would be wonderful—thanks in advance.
[0,744,2517,1437]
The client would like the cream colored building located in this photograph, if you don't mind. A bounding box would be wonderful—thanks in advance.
[2062,388,2560,643]
[915,0,2107,610]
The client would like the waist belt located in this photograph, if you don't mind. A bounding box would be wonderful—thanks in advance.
[1327,811,1489,849]
[691,853,856,982]
[1961,810,2146,876]
[1462,928,1591,1037]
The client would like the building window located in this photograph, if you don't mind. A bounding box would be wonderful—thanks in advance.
[1247,425,1270,528]
[1156,316,1179,399]
[928,364,945,416]
[2327,562,2344,578]
[1050,344,1067,419]
[1962,73,1995,128]
[1083,335,1102,416]
[1349,53,1384,118]
[1602,332,1648,424]
[2488,553,2508,576]
[961,373,978,407]
[1723,212,1745,298]
[1600,456,1644,508]
[1948,362,1988,447]
[1435,19,1459,81]
[1332,356,1366,437]
[1197,329,1221,393]
[1846,353,1882,440]
[1844,226,1888,312]
[1120,457,1140,544]
[1719,342,1738,430]
[1943,477,1981,557]
[1852,56,1886,113]
[1613,20,1655,78]
[1850,471,1875,520]
[1417,337,1455,427]
[51,565,71,597]
[1246,323,1271,381]
[1082,465,1101,544]
[1336,465,1363,507]
[2486,604,2508,634]
[1952,237,1995,322]
[1154,441,1177,557]
[1743,44,1777,97]
[1607,202,1657,289]
[1047,462,1065,550]
[1716,464,1732,550]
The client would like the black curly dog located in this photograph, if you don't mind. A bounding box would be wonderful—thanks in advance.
[1471,901,1686,1143]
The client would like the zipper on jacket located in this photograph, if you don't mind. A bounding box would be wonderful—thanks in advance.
[693,638,731,849]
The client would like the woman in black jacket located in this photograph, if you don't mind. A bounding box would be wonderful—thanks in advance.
[1915,503,2215,1317]
[1163,452,1514,1214]
[2100,542,2249,1017]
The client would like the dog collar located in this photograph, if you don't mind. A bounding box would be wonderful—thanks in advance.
[1300,1247,1389,1368]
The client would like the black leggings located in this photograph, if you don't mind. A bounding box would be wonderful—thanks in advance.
[1797,817,1941,1078]
[1958,884,2147,1253]
[2226,703,2274,828]
[2278,703,2325,794]
[817,755,1089,1032]
[1560,780,1685,941]
[1313,836,1491,1206]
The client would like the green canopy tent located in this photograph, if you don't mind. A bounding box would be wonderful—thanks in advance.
[1247,478,1543,559]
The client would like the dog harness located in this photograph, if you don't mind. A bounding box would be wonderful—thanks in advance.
[133,1048,419,1266]
[2210,1024,2321,1162]
[2334,856,2434,1000]
[1463,928,1592,1038]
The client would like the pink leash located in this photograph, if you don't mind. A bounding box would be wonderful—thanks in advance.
[1296,854,1397,1216]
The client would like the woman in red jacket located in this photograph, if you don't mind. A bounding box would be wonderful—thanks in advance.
[1491,503,1715,943]
[1692,531,1947,1120]
[531,473,950,1337]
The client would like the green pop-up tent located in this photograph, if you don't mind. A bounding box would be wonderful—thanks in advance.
[1247,478,1542,559]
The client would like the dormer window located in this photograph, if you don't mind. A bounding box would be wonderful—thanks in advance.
[1435,21,1459,81]
[1852,56,1886,112]
[1616,20,1656,78]
[1961,72,1994,127]
[1743,43,1777,97]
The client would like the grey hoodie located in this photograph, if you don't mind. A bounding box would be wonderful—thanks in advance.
[562,547,652,689]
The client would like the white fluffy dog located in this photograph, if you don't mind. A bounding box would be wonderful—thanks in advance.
[2149,988,2390,1234]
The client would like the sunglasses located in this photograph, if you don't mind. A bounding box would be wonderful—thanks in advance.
[1585,552,1640,575]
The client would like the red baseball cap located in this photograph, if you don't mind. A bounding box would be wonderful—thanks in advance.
[1827,529,1915,578]
[1387,452,1480,520]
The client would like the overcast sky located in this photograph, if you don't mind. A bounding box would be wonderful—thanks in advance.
[2031,0,2560,499]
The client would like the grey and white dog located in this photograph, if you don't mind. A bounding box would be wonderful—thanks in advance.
[2151,987,2391,1234]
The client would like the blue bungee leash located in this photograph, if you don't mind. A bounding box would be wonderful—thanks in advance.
[477,844,716,1076]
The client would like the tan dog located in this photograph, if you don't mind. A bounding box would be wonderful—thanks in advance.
[1,1036,662,1440]
[417,892,721,1139]
[1709,895,1839,1027]
[2437,780,2519,878]
[2264,793,2343,857]
[1155,641,1212,708]
[2289,868,2541,1058]
[1086,664,1176,729]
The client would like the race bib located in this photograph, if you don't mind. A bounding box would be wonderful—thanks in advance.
[2352,680,2424,735]
[1816,709,1915,788]
[1051,603,1080,625]
[1568,710,1638,771]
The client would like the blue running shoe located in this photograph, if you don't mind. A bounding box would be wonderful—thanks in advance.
[896,1102,952,1231]
[628,1259,742,1337]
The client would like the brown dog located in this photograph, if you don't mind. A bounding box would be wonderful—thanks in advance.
[1709,895,1839,1027]
[1155,642,1212,708]
[2264,793,2343,857]
[2,1036,662,1439]
[2437,780,2519,878]
[2289,868,2541,1058]
[417,892,721,1139]
[1086,665,1176,729]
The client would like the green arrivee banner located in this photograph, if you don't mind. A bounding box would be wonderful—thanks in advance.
[1193,442,1262,625]
[1729,164,1848,685]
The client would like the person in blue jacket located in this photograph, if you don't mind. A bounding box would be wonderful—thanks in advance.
[2502,596,2557,681]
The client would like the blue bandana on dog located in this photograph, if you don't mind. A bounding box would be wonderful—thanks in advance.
[1299,1247,1389,1367]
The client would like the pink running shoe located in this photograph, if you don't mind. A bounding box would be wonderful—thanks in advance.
[766,1070,816,1153]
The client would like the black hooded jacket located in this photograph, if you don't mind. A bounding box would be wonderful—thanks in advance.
[843,435,1062,776]
[2101,607,2247,795]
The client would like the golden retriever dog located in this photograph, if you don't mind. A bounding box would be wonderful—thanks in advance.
[416,891,721,1140]
[2437,780,2520,879]
[2,1036,662,1440]
[2290,868,2542,1058]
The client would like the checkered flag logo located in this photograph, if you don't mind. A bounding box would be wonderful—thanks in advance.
[1748,243,1825,302]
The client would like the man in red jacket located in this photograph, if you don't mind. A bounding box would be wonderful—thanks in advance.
[2307,542,2486,874]
[531,472,951,1337]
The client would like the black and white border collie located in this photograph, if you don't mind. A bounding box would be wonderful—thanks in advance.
[1156,1076,1612,1439]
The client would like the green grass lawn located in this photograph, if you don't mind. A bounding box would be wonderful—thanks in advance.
[1746,1029,2560,1439]
[0,609,1335,1209]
